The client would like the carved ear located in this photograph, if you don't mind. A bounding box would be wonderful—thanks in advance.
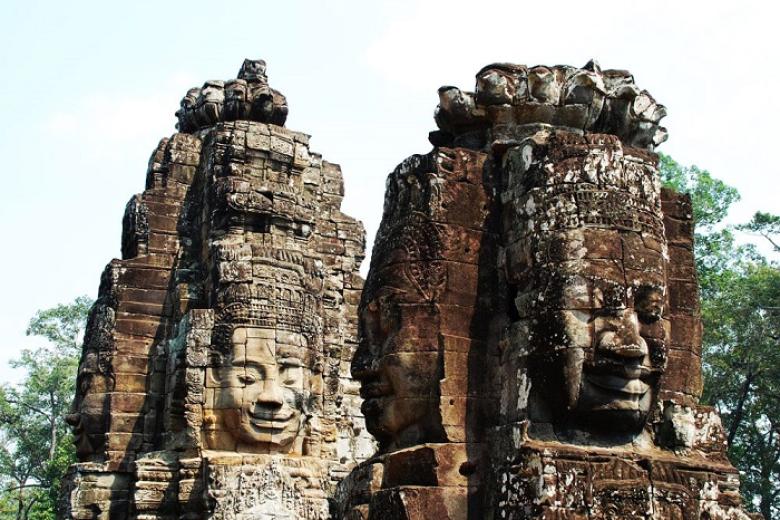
[205,366,223,388]
[203,411,218,450]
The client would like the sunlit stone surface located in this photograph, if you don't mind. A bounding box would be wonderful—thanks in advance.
[337,61,758,520]
[60,59,757,519]
[61,59,374,519]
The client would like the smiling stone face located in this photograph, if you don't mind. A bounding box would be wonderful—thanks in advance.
[63,60,375,519]
[501,132,669,439]
[207,326,308,452]
[529,256,666,435]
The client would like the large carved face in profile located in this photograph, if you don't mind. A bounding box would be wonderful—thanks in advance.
[352,215,446,451]
[65,302,115,461]
[66,350,111,459]
[207,324,310,453]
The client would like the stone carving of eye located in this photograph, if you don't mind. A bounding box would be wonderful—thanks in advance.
[376,294,400,335]
[280,359,303,386]
[78,374,93,394]
[635,285,664,323]
[238,373,258,385]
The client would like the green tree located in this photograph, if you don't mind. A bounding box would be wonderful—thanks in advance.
[658,153,741,229]
[739,211,780,253]
[660,154,780,518]
[0,296,92,520]
[657,153,747,295]
[703,263,780,517]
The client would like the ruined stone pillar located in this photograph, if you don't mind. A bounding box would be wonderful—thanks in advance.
[61,59,374,519]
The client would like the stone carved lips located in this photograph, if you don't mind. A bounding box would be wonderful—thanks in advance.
[64,410,90,458]
[586,323,653,408]
[244,402,298,436]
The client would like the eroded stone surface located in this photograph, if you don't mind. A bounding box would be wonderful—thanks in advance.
[61,59,757,520]
[175,59,288,133]
[337,61,757,519]
[350,147,498,453]
[61,60,374,519]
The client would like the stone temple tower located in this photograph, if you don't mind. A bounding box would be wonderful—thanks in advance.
[337,61,759,519]
[61,58,758,520]
[61,59,375,519]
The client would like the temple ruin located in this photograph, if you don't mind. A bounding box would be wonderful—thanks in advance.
[61,59,758,519]
[61,59,374,519]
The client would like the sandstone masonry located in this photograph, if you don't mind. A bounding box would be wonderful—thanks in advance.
[61,59,758,520]
[61,59,374,519]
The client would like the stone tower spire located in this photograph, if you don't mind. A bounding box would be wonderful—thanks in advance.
[61,59,374,519]
[337,61,757,519]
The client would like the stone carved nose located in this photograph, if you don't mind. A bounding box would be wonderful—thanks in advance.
[598,311,648,360]
[255,379,285,408]
[351,340,380,380]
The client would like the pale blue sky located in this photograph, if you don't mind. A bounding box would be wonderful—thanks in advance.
[1,0,778,380]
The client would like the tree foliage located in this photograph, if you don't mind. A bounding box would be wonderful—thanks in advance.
[24,296,92,355]
[739,211,780,253]
[658,153,741,229]
[660,154,780,518]
[0,297,92,520]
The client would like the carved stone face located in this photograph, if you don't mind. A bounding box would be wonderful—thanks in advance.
[224,79,249,120]
[526,232,667,436]
[200,81,225,104]
[65,350,110,459]
[500,134,669,439]
[208,326,308,452]
[353,266,442,451]
[175,87,201,131]
[65,300,117,461]
[238,59,268,82]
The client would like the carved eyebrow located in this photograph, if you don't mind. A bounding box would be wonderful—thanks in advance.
[372,286,406,303]
[589,308,624,321]
[232,357,273,367]
[279,357,303,367]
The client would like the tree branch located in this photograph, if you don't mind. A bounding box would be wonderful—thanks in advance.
[2,483,44,494]
[760,232,780,252]
[3,398,52,420]
[727,371,754,446]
